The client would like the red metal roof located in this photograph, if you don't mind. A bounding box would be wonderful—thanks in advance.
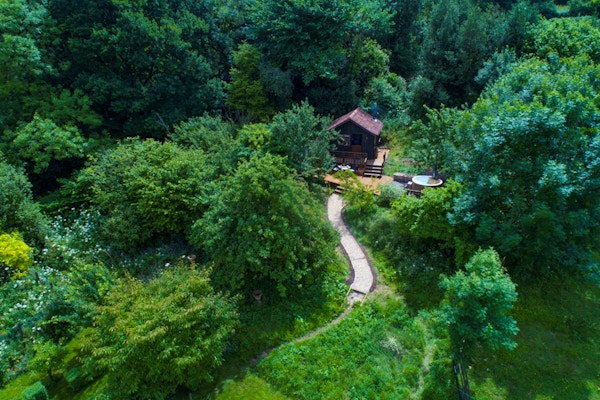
[327,107,383,136]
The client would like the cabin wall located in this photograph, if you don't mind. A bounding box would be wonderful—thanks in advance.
[335,122,376,159]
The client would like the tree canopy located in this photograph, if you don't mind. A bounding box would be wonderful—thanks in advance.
[451,55,600,277]
[85,266,239,398]
[439,248,518,353]
[190,153,338,296]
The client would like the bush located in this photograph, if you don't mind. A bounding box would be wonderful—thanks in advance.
[65,367,83,391]
[22,381,49,400]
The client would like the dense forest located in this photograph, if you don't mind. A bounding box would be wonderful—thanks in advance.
[2,0,600,398]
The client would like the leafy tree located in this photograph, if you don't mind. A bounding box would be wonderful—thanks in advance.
[525,16,600,62]
[360,72,410,121]
[72,139,214,250]
[2,114,88,173]
[0,232,32,283]
[0,0,50,129]
[226,43,274,123]
[418,0,506,108]
[407,106,461,179]
[46,0,228,138]
[383,0,423,78]
[475,47,518,88]
[29,340,67,381]
[170,115,241,176]
[451,56,600,278]
[247,0,392,86]
[0,160,49,246]
[267,101,337,181]
[85,266,239,399]
[439,248,518,353]
[347,39,391,91]
[190,153,338,296]
[569,0,600,17]
[336,170,377,219]
[237,123,272,153]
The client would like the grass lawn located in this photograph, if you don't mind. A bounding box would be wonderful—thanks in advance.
[470,277,600,399]
[219,291,454,400]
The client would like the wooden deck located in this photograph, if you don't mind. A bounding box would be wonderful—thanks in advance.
[326,147,392,194]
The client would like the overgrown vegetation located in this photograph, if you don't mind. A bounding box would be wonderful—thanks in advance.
[2,0,600,399]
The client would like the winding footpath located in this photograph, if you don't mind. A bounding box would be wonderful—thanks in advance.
[327,193,375,299]
[290,193,375,345]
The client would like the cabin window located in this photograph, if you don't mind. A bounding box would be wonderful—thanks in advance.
[341,134,351,147]
[352,134,362,145]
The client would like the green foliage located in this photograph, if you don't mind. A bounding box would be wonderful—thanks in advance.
[170,115,241,176]
[2,114,88,173]
[21,381,48,400]
[238,123,272,153]
[257,295,452,399]
[451,55,600,277]
[47,0,228,138]
[170,115,236,152]
[360,72,410,121]
[267,101,337,181]
[0,232,32,283]
[336,171,377,219]
[247,0,392,85]
[569,0,600,16]
[28,340,67,381]
[407,106,462,178]
[72,139,214,250]
[439,248,518,353]
[226,43,275,123]
[0,161,49,246]
[85,266,239,399]
[347,38,390,90]
[418,0,508,107]
[0,0,50,130]
[526,16,600,62]
[391,180,465,254]
[383,0,422,78]
[191,153,338,296]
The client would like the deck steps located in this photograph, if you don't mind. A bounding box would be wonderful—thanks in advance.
[363,164,383,178]
[334,184,345,194]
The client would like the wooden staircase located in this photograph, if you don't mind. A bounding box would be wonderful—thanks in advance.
[363,163,383,178]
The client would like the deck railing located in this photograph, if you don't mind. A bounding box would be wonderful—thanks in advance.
[331,151,368,167]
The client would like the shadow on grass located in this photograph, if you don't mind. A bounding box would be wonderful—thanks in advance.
[179,260,349,399]
[470,277,600,399]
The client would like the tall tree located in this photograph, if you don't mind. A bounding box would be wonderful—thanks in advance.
[46,0,229,138]
[439,248,518,353]
[85,266,238,399]
[225,43,275,123]
[451,56,600,278]
[267,101,338,182]
[0,160,49,246]
[246,0,392,114]
[417,0,506,109]
[525,16,600,62]
[190,153,338,296]
[71,139,215,250]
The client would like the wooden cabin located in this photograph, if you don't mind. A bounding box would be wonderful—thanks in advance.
[328,108,383,166]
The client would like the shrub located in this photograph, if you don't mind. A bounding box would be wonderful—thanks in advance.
[22,381,49,400]
[65,367,83,391]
